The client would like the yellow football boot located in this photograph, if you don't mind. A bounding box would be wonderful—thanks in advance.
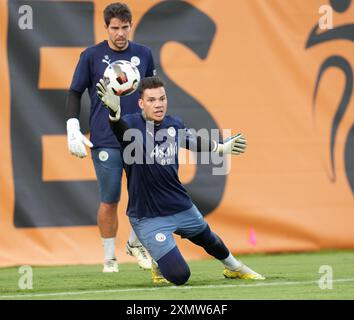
[151,259,170,284]
[223,264,265,280]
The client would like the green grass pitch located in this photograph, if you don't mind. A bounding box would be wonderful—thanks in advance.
[0,250,354,300]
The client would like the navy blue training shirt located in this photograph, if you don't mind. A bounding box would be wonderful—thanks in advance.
[111,113,195,218]
[70,40,155,148]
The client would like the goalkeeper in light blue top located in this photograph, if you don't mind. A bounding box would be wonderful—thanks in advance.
[96,76,265,284]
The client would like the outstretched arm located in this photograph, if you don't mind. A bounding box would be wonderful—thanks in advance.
[182,132,217,152]
[181,129,247,155]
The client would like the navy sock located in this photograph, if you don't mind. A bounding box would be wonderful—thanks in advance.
[157,247,190,285]
[188,224,230,260]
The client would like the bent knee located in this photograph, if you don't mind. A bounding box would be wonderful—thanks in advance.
[166,267,191,286]
[157,247,191,285]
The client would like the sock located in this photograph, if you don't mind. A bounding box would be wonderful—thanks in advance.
[101,237,116,261]
[128,229,141,247]
[221,253,243,270]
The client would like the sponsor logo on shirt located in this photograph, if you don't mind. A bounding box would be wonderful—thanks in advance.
[102,55,111,66]
[146,127,154,137]
[150,142,178,166]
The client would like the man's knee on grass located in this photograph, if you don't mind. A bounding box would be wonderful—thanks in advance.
[158,247,190,285]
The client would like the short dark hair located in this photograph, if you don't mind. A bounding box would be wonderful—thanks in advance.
[138,76,165,97]
[104,2,132,26]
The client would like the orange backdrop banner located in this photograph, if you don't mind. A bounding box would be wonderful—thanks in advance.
[0,0,353,267]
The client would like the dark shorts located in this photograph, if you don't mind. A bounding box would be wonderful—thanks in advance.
[91,147,123,203]
[129,205,208,261]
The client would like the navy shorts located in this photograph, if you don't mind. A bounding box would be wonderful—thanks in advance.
[91,147,123,203]
[129,205,208,261]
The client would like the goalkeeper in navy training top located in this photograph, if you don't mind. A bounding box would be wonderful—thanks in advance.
[96,76,265,284]
[66,2,154,273]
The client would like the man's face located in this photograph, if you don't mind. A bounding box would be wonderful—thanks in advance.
[105,18,131,51]
[139,87,168,122]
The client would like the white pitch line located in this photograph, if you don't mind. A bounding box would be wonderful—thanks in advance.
[1,278,354,299]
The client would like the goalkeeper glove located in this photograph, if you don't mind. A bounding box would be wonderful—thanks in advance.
[66,118,93,158]
[96,79,121,121]
[214,133,247,155]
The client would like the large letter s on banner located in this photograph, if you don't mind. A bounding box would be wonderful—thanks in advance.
[134,1,226,215]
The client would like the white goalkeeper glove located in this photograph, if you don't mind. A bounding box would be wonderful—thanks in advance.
[96,79,121,121]
[214,133,247,155]
[66,118,93,158]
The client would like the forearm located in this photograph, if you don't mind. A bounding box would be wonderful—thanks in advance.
[109,118,130,143]
[66,89,82,120]
[184,136,218,152]
[184,132,246,155]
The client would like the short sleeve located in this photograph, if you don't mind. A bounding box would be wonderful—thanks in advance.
[121,114,133,128]
[70,50,91,93]
[145,49,156,77]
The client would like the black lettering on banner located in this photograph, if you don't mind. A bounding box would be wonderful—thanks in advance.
[134,1,226,215]
[306,0,354,195]
[8,1,96,227]
[7,0,226,228]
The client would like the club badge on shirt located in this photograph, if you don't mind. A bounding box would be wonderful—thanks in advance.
[131,56,140,66]
[167,127,176,137]
[155,233,166,242]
